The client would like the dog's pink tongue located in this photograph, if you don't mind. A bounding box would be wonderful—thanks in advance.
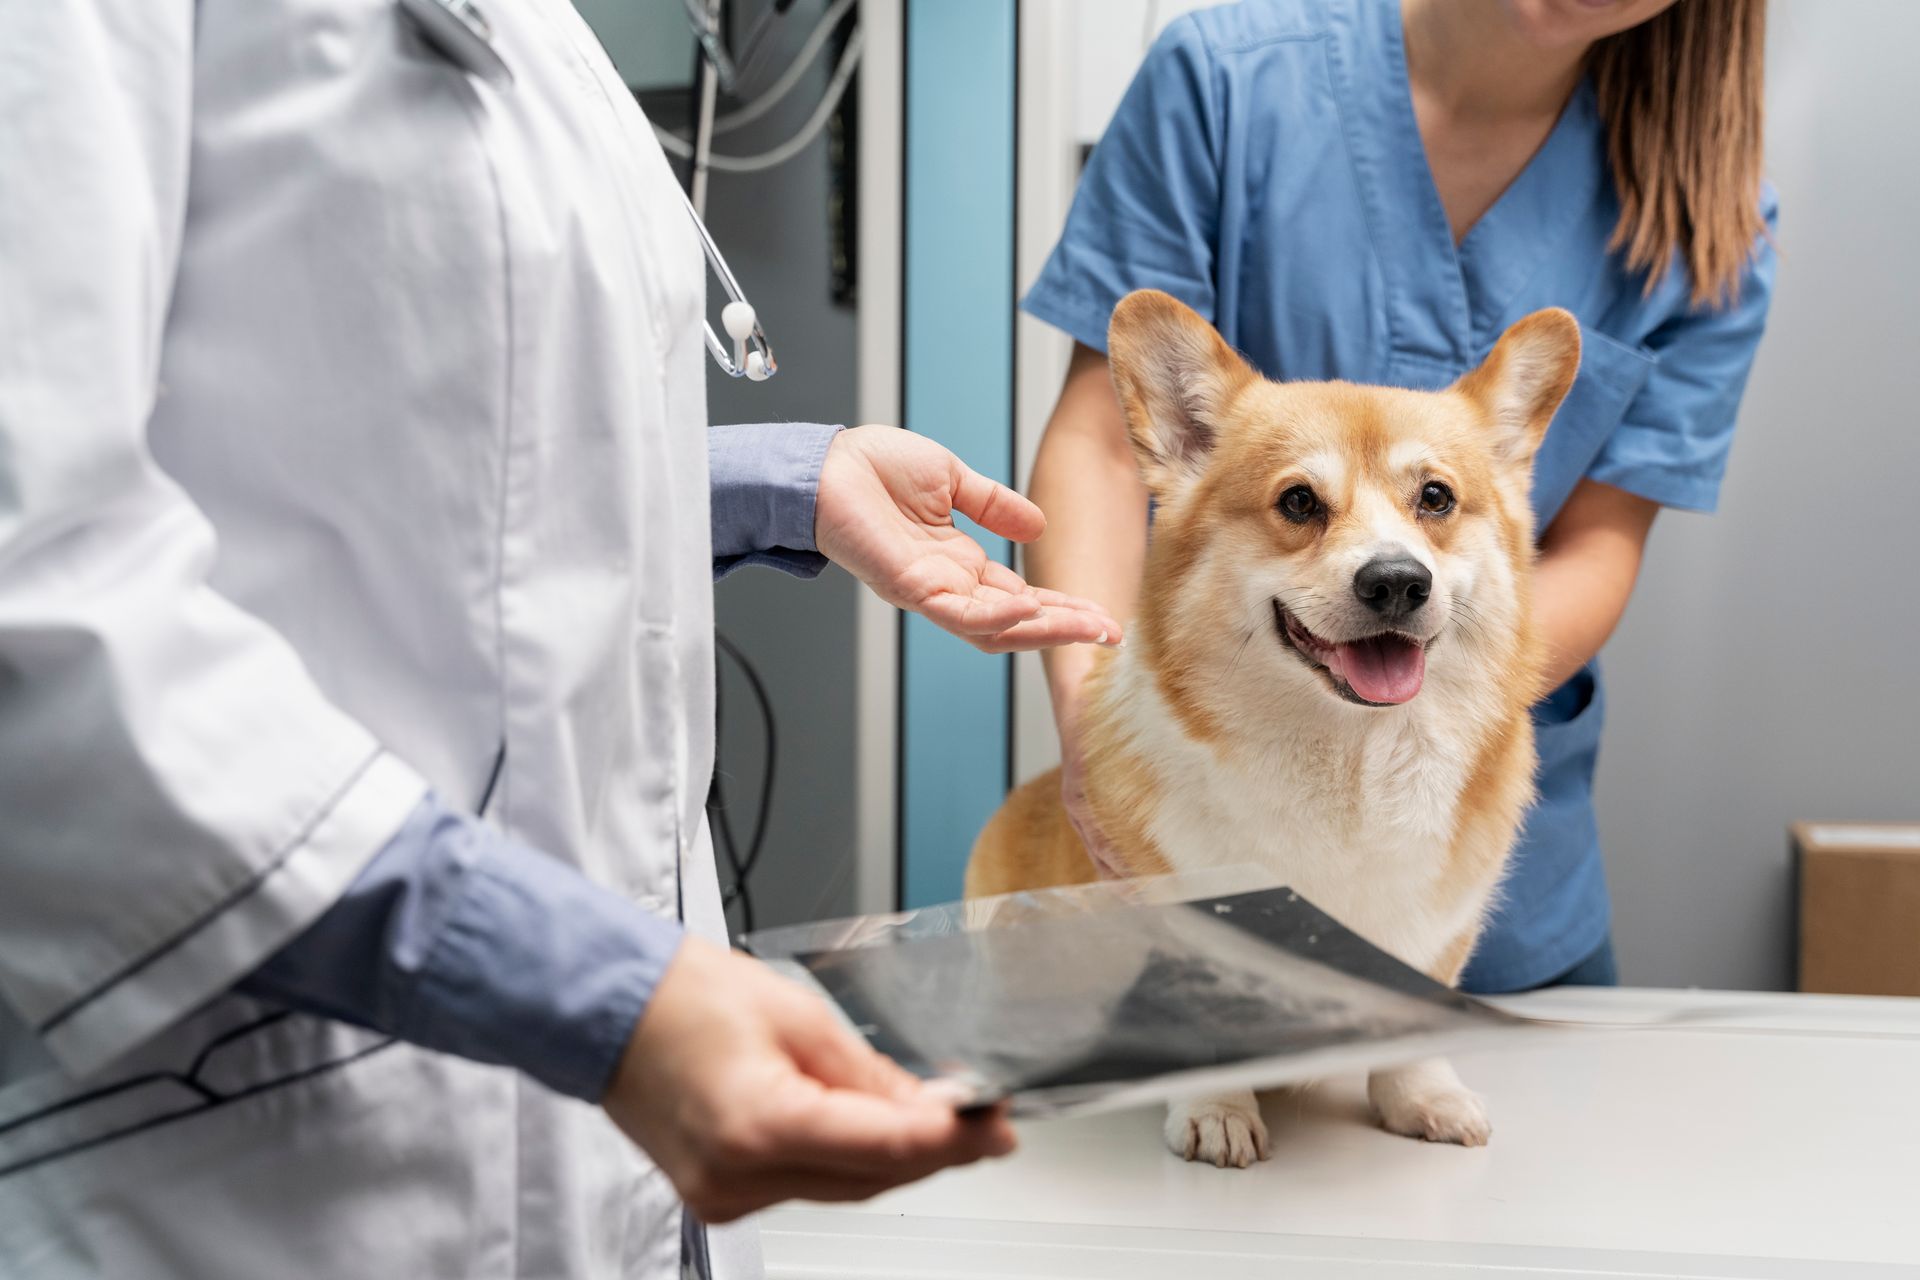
[1334,636,1426,704]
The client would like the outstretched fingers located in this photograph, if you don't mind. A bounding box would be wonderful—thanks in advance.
[915,583,1046,637]
[969,607,1121,653]
[951,466,1046,544]
[975,565,1124,648]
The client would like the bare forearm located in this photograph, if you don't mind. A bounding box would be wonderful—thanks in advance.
[1531,479,1659,690]
[1533,553,1638,690]
[1029,441,1146,705]
[1027,345,1151,708]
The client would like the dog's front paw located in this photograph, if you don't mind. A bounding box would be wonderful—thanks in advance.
[1368,1059,1491,1147]
[1164,1091,1270,1168]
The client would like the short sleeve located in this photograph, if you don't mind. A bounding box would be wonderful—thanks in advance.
[1586,187,1781,513]
[1020,16,1223,352]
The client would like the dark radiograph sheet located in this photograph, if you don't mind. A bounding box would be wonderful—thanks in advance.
[744,870,1542,1118]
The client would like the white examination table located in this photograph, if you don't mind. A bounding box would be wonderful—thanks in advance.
[760,989,1920,1278]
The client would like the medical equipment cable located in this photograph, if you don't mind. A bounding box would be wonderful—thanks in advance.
[707,647,746,930]
[689,0,722,214]
[675,0,797,103]
[681,0,738,93]
[709,631,777,937]
[653,24,861,174]
[710,0,856,135]
[725,0,801,96]
[710,634,775,935]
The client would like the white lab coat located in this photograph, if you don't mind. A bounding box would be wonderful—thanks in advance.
[0,1,753,1275]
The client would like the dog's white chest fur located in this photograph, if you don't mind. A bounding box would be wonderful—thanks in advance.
[1106,655,1495,973]
[1071,288,1579,1164]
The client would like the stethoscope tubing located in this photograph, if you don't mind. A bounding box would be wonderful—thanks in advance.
[680,186,776,381]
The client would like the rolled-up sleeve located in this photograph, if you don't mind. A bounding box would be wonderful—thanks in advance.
[240,797,684,1102]
[1587,188,1781,514]
[0,0,427,1077]
[709,422,841,579]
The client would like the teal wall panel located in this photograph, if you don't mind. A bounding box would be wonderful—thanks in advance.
[900,0,1016,907]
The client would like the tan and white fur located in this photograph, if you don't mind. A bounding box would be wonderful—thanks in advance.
[967,291,1580,1167]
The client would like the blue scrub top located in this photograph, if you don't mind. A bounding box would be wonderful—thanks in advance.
[1023,0,1778,992]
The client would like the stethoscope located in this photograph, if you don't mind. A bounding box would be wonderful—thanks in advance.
[400,0,778,384]
[681,185,778,382]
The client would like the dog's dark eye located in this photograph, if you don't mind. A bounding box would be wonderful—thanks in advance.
[1419,481,1455,516]
[1278,485,1321,523]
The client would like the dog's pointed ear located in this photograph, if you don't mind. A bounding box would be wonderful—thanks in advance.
[1106,290,1257,496]
[1453,308,1582,466]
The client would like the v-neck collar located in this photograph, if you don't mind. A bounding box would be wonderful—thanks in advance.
[1453,77,1604,342]
[1334,0,1605,361]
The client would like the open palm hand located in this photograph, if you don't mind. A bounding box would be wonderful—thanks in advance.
[814,426,1122,653]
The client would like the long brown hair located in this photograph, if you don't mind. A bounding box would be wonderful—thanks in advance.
[1588,0,1768,308]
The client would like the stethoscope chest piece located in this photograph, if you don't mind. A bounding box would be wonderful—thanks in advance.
[398,0,515,87]
[685,188,777,382]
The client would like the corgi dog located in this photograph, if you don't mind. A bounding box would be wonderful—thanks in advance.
[967,290,1580,1167]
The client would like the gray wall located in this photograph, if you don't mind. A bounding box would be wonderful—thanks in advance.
[572,0,698,90]
[1598,0,1920,989]
[703,6,865,936]
[577,1,865,934]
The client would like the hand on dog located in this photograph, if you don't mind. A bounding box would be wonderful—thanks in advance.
[603,936,1017,1224]
[816,426,1124,654]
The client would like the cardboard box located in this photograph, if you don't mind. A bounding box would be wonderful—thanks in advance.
[1795,823,1920,996]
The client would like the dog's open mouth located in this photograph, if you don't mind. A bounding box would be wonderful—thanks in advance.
[1273,601,1427,707]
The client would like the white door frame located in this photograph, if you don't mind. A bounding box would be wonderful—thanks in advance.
[1010,0,1079,787]
[854,0,903,914]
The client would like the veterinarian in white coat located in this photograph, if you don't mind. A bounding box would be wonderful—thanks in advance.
[0,2,1118,1276]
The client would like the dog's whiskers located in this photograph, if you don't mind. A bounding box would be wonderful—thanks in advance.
[1447,595,1493,637]
[1277,589,1341,637]
[1219,598,1276,687]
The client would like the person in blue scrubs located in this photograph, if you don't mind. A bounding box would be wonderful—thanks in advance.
[1023,0,1777,992]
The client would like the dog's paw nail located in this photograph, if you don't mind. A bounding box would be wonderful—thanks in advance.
[1165,1096,1269,1169]
[1378,1088,1491,1147]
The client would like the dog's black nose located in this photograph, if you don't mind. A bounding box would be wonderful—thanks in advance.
[1353,557,1432,621]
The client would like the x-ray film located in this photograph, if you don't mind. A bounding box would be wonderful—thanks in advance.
[746,869,1554,1118]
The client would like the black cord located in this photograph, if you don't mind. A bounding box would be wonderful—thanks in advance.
[710,631,776,936]
[708,649,750,931]
[720,633,777,880]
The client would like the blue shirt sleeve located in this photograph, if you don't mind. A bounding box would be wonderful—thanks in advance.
[709,422,842,580]
[1586,189,1781,513]
[237,795,684,1103]
[1021,16,1223,352]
